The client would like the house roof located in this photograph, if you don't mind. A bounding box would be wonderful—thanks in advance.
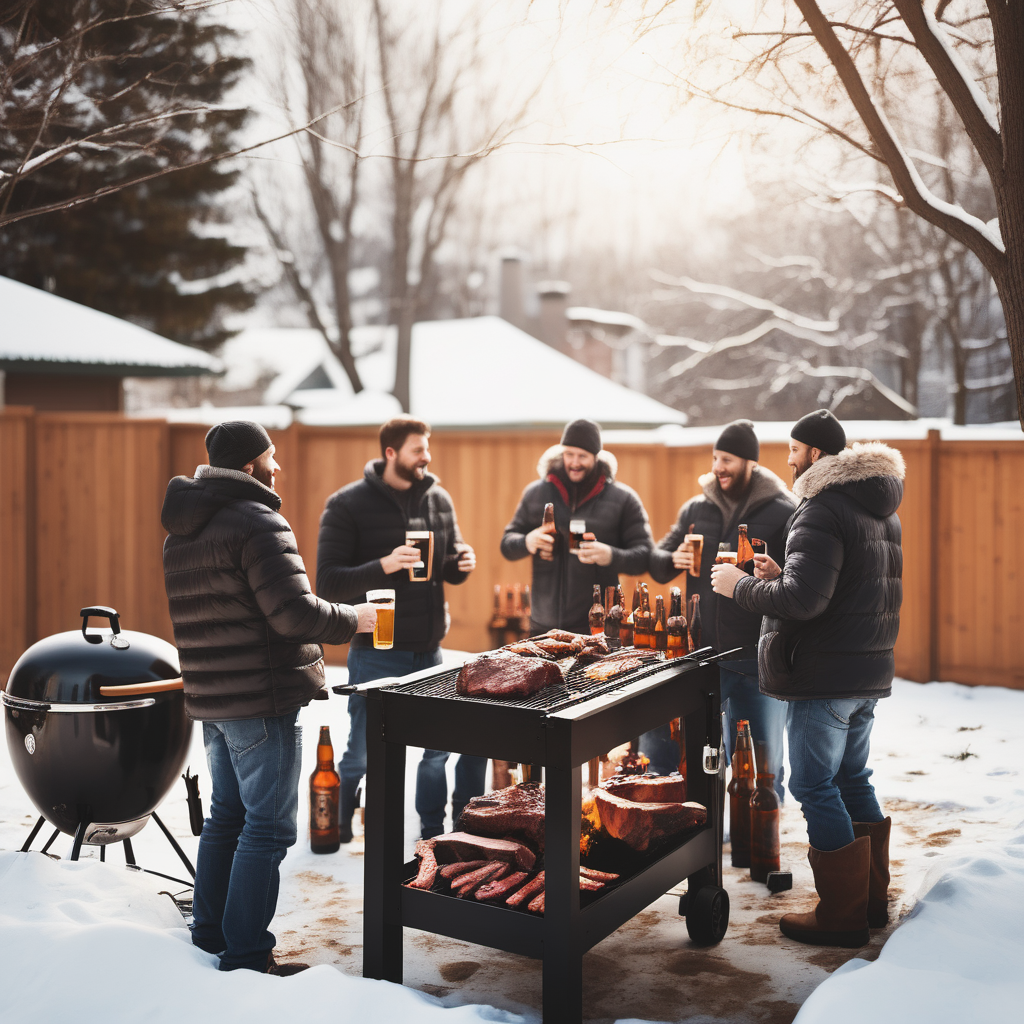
[233,316,687,430]
[0,276,222,377]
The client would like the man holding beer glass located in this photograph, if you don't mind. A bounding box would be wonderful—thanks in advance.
[648,420,795,794]
[316,417,482,841]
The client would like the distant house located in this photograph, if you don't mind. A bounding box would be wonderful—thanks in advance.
[0,276,220,411]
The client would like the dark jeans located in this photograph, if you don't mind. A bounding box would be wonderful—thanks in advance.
[337,646,487,839]
[191,711,301,972]
[787,698,884,851]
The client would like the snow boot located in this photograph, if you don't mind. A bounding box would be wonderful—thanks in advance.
[779,836,870,948]
[853,816,891,927]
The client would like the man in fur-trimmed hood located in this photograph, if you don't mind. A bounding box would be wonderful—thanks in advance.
[501,419,654,634]
[711,409,904,951]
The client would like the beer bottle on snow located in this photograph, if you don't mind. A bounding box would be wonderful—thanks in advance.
[666,586,687,659]
[589,584,605,635]
[750,742,780,882]
[310,726,341,854]
[653,593,668,652]
[687,593,702,651]
[728,720,756,869]
[737,523,756,573]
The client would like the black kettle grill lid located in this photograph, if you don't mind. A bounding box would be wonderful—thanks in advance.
[6,606,180,705]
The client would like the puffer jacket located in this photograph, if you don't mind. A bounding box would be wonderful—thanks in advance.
[162,466,358,721]
[500,446,654,633]
[316,460,469,652]
[649,466,796,656]
[733,442,905,700]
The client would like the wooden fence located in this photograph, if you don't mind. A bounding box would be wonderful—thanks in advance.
[1,406,1022,689]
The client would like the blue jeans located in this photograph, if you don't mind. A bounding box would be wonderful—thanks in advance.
[191,711,302,972]
[337,646,486,839]
[787,698,884,852]
[720,659,788,803]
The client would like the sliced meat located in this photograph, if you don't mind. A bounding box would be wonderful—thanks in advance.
[452,861,507,894]
[475,870,530,901]
[527,890,545,913]
[439,860,488,879]
[575,635,611,665]
[433,832,537,871]
[602,772,686,803]
[505,871,545,907]
[457,783,545,853]
[456,653,564,699]
[592,790,707,852]
[503,640,555,659]
[541,629,582,643]
[531,637,583,658]
[584,653,645,682]
[408,840,437,889]
[579,866,619,882]
[579,875,605,891]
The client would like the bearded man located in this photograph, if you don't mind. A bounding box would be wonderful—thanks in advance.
[317,416,481,841]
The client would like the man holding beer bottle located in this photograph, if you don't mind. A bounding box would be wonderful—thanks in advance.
[501,418,654,634]
[317,417,483,841]
[649,420,795,788]
[711,410,903,948]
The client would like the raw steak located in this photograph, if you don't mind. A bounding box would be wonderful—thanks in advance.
[602,772,686,803]
[592,790,706,852]
[432,832,537,871]
[456,652,563,699]
[457,782,545,852]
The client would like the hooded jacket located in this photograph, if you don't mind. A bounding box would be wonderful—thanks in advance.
[650,466,796,656]
[316,460,469,652]
[161,466,358,721]
[501,446,654,633]
[734,442,905,700]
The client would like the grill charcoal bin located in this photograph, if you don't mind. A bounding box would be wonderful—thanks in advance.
[341,651,725,1023]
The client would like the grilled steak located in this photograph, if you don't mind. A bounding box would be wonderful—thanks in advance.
[408,839,438,889]
[432,832,537,871]
[531,636,582,658]
[503,640,556,659]
[506,871,545,907]
[475,870,529,901]
[456,652,563,699]
[584,652,645,682]
[457,782,545,852]
[592,789,706,852]
[602,772,686,803]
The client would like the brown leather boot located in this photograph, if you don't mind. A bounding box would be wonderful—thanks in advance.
[779,836,870,948]
[265,953,311,976]
[853,817,891,927]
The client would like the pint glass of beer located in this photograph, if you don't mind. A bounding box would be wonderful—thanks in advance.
[405,530,433,581]
[569,519,586,554]
[715,548,738,566]
[684,533,704,577]
[368,589,395,650]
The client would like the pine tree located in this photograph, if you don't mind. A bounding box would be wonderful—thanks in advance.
[0,2,254,350]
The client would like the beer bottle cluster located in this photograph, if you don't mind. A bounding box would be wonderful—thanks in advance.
[488,583,532,648]
[728,722,781,883]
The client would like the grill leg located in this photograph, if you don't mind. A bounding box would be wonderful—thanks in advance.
[69,821,88,862]
[543,760,583,1024]
[151,811,196,878]
[123,837,136,866]
[99,845,105,863]
[20,816,46,853]
[685,676,724,889]
[363,692,406,984]
[40,829,61,855]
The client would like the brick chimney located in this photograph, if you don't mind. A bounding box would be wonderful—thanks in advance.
[499,254,526,330]
[537,280,570,354]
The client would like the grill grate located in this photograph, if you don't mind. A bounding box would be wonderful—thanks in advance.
[383,651,675,714]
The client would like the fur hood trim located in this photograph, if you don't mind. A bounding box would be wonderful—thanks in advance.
[537,444,617,481]
[793,442,906,501]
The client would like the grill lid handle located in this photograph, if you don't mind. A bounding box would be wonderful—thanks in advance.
[81,605,121,638]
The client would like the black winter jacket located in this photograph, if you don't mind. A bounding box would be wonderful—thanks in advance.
[316,461,469,652]
[650,467,796,656]
[501,447,654,633]
[162,467,358,721]
[734,442,905,701]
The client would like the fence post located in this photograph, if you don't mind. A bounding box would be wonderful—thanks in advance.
[927,428,941,683]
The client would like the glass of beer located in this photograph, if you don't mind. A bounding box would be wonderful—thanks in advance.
[684,533,704,577]
[405,530,433,581]
[715,548,738,566]
[368,589,395,650]
[569,519,586,554]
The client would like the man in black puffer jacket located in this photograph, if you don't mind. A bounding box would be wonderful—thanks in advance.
[162,421,373,975]
[501,419,654,633]
[711,410,904,950]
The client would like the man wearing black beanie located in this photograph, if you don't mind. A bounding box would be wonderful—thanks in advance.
[648,419,795,794]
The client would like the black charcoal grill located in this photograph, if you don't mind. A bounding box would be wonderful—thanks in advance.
[336,647,730,1024]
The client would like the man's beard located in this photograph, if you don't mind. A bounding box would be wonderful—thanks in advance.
[394,459,426,483]
[253,463,276,491]
[791,456,813,484]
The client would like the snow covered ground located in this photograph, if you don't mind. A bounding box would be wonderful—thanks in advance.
[0,671,1021,1024]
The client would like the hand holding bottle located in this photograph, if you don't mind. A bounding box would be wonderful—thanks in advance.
[525,528,556,560]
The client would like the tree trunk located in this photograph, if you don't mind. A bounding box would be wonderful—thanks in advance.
[389,169,414,413]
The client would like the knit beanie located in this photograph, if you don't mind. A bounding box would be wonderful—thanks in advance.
[205,421,273,470]
[714,419,759,461]
[791,409,846,455]
[560,419,602,456]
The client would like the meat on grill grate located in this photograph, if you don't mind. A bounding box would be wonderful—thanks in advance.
[592,789,707,852]
[456,652,564,699]
[601,772,686,803]
[432,832,537,871]
[457,782,545,852]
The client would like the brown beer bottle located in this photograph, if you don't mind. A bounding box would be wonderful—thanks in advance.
[635,583,653,648]
[737,523,756,573]
[613,584,631,647]
[310,726,341,853]
[589,584,605,635]
[489,584,507,649]
[688,593,702,651]
[520,586,532,636]
[653,593,668,651]
[728,720,756,868]
[541,502,558,553]
[666,586,687,659]
[604,586,623,648]
[624,580,641,647]
[506,584,525,645]
[750,756,781,883]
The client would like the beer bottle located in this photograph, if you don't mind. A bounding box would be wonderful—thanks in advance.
[310,726,341,854]
[507,584,524,645]
[489,584,507,649]
[635,583,653,648]
[688,593,702,651]
[728,720,755,869]
[653,593,668,651]
[604,586,623,649]
[541,502,558,553]
[750,743,780,882]
[589,584,605,635]
[614,583,632,647]
[666,586,687,659]
[737,523,756,573]
[604,584,616,616]
[520,586,532,636]
[624,580,640,647]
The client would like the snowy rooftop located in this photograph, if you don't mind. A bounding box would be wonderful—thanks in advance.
[566,306,649,334]
[0,276,222,377]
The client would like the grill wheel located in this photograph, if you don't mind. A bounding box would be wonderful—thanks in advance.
[684,885,730,946]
